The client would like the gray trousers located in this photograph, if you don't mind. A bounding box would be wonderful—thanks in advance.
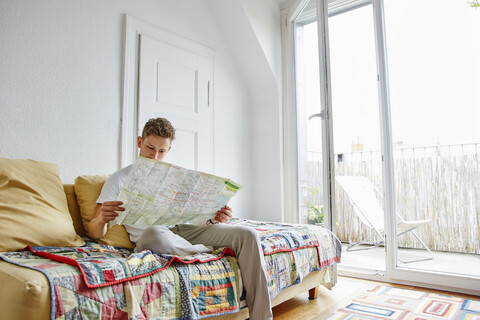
[135,223,273,320]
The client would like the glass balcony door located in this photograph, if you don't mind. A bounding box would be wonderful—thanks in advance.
[328,4,386,273]
[383,0,480,291]
[292,0,387,273]
[288,0,480,294]
[293,0,333,229]
[292,0,386,273]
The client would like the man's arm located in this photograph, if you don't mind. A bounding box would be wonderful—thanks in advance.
[86,201,125,239]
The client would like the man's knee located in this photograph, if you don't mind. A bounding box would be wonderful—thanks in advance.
[142,226,171,241]
[137,226,211,256]
[136,226,176,253]
[230,225,261,247]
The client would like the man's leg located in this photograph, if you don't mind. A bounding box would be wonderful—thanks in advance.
[171,224,273,320]
[135,226,211,256]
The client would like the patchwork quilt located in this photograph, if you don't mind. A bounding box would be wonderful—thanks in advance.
[0,219,341,320]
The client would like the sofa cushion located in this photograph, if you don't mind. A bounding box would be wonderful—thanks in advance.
[74,175,135,249]
[0,158,85,251]
[74,174,110,230]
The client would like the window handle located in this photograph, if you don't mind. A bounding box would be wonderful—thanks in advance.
[308,111,324,120]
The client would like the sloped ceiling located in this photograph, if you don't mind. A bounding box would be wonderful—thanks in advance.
[276,0,297,11]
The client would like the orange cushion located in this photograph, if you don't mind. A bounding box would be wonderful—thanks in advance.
[0,158,85,251]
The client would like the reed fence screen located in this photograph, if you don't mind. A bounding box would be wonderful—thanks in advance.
[304,144,479,254]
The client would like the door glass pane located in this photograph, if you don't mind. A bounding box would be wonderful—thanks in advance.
[294,0,325,226]
[385,0,480,276]
[329,5,385,272]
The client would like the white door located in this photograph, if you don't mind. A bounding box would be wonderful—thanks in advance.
[137,34,214,172]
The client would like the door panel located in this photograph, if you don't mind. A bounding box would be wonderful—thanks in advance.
[155,59,197,113]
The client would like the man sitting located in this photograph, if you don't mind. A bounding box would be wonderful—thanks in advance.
[87,117,273,320]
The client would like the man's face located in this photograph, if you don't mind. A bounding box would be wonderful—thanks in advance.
[137,135,171,161]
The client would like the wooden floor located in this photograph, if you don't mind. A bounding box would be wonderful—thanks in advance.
[272,276,480,319]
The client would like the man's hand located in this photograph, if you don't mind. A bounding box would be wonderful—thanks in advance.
[212,205,233,224]
[98,201,124,223]
[87,201,125,239]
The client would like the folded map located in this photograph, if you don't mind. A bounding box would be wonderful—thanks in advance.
[114,157,242,226]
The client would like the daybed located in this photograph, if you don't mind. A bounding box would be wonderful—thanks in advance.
[0,159,341,319]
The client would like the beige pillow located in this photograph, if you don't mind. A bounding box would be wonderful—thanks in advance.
[74,175,110,230]
[0,158,85,251]
[97,225,135,249]
[74,175,135,249]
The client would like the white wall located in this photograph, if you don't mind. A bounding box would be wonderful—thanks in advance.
[0,0,284,221]
[209,0,284,222]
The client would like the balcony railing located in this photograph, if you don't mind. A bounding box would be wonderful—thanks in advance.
[303,143,479,254]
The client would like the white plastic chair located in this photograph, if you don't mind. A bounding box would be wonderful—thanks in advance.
[336,175,433,263]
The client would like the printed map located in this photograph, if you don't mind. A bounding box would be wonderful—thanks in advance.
[114,157,242,226]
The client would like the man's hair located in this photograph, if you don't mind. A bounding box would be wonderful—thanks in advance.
[141,118,176,141]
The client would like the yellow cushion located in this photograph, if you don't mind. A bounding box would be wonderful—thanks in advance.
[97,225,135,249]
[74,175,110,230]
[0,158,85,251]
[74,175,135,250]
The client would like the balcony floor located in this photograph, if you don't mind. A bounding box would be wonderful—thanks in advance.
[339,243,480,278]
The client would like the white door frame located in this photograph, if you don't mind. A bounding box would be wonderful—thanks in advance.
[121,15,214,168]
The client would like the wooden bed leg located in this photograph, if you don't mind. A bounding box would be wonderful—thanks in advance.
[308,286,319,300]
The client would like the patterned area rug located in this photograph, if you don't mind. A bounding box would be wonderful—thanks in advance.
[328,285,480,319]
